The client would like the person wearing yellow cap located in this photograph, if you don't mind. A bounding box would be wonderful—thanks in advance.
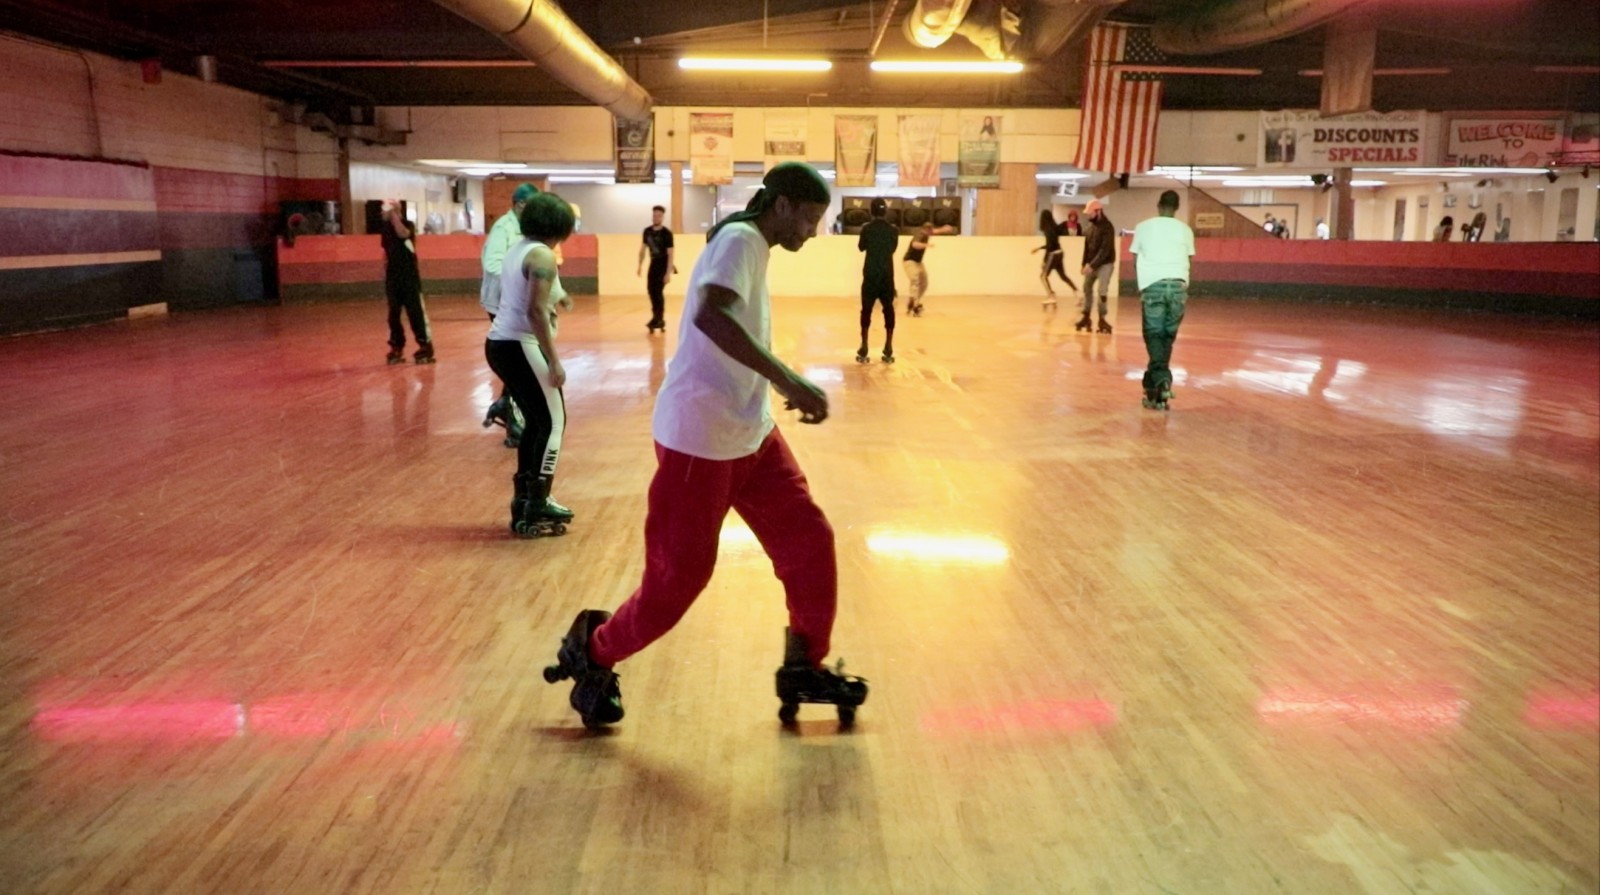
[478,182,539,446]
[543,162,869,730]
[1077,199,1117,334]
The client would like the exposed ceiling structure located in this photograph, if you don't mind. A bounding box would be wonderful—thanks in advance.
[1,0,1595,120]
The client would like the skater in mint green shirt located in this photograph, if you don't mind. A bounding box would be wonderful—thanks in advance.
[1128,190,1196,411]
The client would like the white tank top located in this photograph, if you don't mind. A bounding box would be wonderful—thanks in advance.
[488,239,566,341]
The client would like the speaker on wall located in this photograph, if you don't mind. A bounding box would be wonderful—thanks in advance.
[838,197,873,235]
[912,196,962,235]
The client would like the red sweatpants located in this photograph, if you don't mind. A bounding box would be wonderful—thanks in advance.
[589,428,837,668]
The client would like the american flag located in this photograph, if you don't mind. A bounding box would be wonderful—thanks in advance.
[1073,24,1166,175]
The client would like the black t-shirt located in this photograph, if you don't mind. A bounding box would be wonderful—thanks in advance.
[1040,224,1062,253]
[857,219,898,282]
[380,221,420,285]
[642,225,674,266]
[904,234,928,264]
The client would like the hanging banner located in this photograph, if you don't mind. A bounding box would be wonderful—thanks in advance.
[613,116,655,183]
[1259,109,1426,169]
[690,111,734,185]
[834,115,878,188]
[1443,113,1564,168]
[958,112,1001,188]
[897,115,942,187]
[764,111,808,172]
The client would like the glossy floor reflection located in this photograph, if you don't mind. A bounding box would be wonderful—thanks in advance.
[0,293,1595,894]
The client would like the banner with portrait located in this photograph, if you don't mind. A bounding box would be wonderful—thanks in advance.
[1259,109,1426,169]
[834,115,879,188]
[690,111,735,185]
[957,112,1001,188]
[613,116,655,183]
[897,115,942,187]
[764,111,808,172]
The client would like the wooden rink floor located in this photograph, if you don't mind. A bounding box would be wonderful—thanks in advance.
[1,289,1597,894]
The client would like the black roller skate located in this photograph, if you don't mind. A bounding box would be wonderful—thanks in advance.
[646,318,666,334]
[510,472,574,538]
[1096,316,1113,334]
[385,345,406,365]
[542,609,624,729]
[855,348,870,364]
[413,341,437,365]
[881,348,895,364]
[1073,313,1093,332]
[775,627,869,727]
[482,393,523,448]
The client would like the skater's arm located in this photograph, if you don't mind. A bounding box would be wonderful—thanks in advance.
[665,247,675,284]
[695,285,828,424]
[523,245,566,388]
[636,239,646,275]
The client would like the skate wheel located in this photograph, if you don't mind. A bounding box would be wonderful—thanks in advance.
[778,703,799,725]
[543,664,568,684]
[837,706,856,727]
[551,524,567,536]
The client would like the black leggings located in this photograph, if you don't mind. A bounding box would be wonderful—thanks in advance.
[485,339,564,479]
[860,283,896,331]
[1041,250,1077,289]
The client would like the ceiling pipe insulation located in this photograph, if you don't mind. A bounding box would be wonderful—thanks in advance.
[1151,0,1375,55]
[902,0,975,49]
[428,0,652,119]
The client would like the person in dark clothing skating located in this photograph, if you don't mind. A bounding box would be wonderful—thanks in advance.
[1033,209,1079,307]
[380,202,433,363]
[637,205,677,333]
[855,198,899,363]
[1077,199,1117,334]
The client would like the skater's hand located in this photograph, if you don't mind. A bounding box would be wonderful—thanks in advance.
[778,375,828,424]
[663,270,672,286]
[549,358,567,389]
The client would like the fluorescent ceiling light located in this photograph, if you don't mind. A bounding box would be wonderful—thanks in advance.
[871,60,1024,74]
[679,57,832,72]
[1036,173,1090,181]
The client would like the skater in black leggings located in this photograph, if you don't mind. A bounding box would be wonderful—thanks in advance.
[1033,209,1078,308]
[485,192,578,538]
[855,198,899,363]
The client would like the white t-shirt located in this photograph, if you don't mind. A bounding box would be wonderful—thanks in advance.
[479,210,522,313]
[488,239,566,341]
[1129,215,1196,291]
[652,222,773,460]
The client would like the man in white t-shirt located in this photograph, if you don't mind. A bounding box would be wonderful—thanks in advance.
[543,163,868,729]
[1128,190,1196,411]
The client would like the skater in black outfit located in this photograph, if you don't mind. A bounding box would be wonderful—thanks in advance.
[637,205,676,333]
[1033,209,1078,307]
[1077,199,1116,334]
[485,193,579,538]
[856,198,899,363]
[380,202,434,364]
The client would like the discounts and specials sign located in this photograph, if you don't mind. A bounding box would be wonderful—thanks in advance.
[1259,110,1426,168]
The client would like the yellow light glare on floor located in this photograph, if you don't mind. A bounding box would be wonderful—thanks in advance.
[865,530,1011,565]
[871,60,1024,74]
[679,58,833,72]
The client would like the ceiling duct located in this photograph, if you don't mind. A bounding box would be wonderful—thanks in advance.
[429,0,652,119]
[1151,0,1375,55]
[902,0,975,49]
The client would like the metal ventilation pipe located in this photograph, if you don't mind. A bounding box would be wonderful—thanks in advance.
[902,0,975,49]
[1152,0,1374,55]
[429,0,652,120]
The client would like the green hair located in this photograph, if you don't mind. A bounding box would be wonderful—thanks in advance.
[706,162,831,244]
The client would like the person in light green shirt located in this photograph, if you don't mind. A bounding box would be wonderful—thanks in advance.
[479,182,538,445]
[1128,190,1196,411]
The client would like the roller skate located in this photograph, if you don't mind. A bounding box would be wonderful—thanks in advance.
[385,345,406,365]
[881,348,895,364]
[510,472,574,538]
[542,609,624,729]
[646,318,666,334]
[775,627,869,727]
[482,393,523,448]
[1096,316,1113,334]
[1042,295,1058,310]
[1141,380,1170,411]
[907,301,923,318]
[413,341,437,364]
[1073,313,1093,332]
[855,347,870,364]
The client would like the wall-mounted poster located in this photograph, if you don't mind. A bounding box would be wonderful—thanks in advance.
[614,116,654,183]
[690,112,734,185]
[958,112,1001,188]
[764,111,808,172]
[834,115,878,188]
[1259,109,1425,169]
[897,115,942,187]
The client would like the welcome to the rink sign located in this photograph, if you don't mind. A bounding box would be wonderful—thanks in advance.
[1443,113,1565,168]
[1259,110,1427,169]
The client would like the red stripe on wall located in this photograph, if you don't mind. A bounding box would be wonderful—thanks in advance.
[0,153,154,203]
